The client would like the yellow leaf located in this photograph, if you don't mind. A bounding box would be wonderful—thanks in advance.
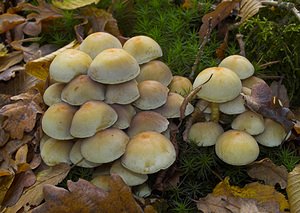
[51,0,100,10]
[213,177,289,212]
[287,164,300,213]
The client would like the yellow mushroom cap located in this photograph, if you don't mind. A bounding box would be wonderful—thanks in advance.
[111,104,136,129]
[90,175,111,191]
[242,76,266,89]
[70,101,118,138]
[43,83,65,106]
[121,131,176,174]
[168,76,193,97]
[81,128,129,163]
[42,102,77,140]
[49,49,92,83]
[193,67,242,103]
[79,32,122,59]
[123,35,163,64]
[88,48,140,84]
[219,95,246,115]
[219,55,254,80]
[231,111,265,135]
[61,75,105,106]
[215,130,259,166]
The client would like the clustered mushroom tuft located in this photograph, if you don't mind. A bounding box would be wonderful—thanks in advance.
[41,32,194,195]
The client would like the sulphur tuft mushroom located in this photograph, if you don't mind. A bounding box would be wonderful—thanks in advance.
[231,111,265,135]
[43,83,65,106]
[168,75,193,97]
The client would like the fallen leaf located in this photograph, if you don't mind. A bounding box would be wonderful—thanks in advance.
[212,177,289,212]
[5,163,70,213]
[270,81,290,107]
[15,144,30,173]
[22,21,42,37]
[52,0,100,10]
[287,163,300,213]
[0,43,8,57]
[239,0,264,23]
[32,174,143,213]
[0,89,43,139]
[0,51,23,73]
[0,65,24,81]
[247,158,288,189]
[0,174,14,205]
[0,13,26,34]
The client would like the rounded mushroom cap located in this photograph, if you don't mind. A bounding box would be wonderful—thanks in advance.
[79,32,122,59]
[133,183,151,198]
[127,111,169,137]
[136,60,173,86]
[90,175,111,191]
[43,83,65,106]
[41,138,73,166]
[133,80,169,110]
[105,79,140,104]
[70,101,118,138]
[188,122,224,146]
[69,140,102,168]
[168,76,193,97]
[123,35,163,64]
[88,48,140,84]
[153,92,194,118]
[231,111,265,135]
[42,102,77,140]
[255,118,287,147]
[111,104,136,129]
[219,95,246,115]
[193,67,242,103]
[81,128,129,164]
[61,75,105,106]
[49,49,92,83]
[121,131,176,174]
[219,55,254,79]
[242,76,266,89]
[215,130,259,166]
[110,160,148,186]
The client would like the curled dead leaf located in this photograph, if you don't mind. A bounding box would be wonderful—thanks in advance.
[0,51,23,73]
[52,0,100,10]
[0,13,26,34]
[287,164,300,213]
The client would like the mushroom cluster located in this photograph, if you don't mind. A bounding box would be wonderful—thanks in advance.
[41,32,195,193]
[189,55,289,166]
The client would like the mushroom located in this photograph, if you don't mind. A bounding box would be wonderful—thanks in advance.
[105,79,140,104]
[88,48,140,84]
[111,104,136,129]
[70,101,118,138]
[49,49,92,83]
[127,111,169,137]
[168,76,193,97]
[61,75,105,106]
[133,183,152,198]
[231,111,265,135]
[242,76,266,89]
[219,95,246,115]
[110,160,148,186]
[123,35,163,64]
[188,122,224,146]
[40,137,73,166]
[69,140,102,168]
[192,67,242,122]
[121,131,176,174]
[80,128,129,164]
[43,83,65,106]
[215,130,259,166]
[79,32,122,59]
[255,118,287,147]
[133,80,169,110]
[218,55,254,79]
[42,102,77,140]
[136,60,173,86]
[90,175,112,191]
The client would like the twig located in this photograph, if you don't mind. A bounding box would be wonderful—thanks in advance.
[236,33,245,57]
[259,60,281,69]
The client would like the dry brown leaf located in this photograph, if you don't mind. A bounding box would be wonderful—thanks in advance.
[0,13,26,34]
[22,21,42,37]
[32,174,143,213]
[239,0,264,23]
[270,81,290,108]
[52,0,100,10]
[0,65,24,81]
[0,51,23,73]
[247,158,288,189]
[0,174,14,205]
[5,163,70,213]
[287,163,300,213]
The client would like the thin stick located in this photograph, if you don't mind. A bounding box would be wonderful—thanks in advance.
[236,33,246,57]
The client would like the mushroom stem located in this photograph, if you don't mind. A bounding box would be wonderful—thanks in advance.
[210,102,220,122]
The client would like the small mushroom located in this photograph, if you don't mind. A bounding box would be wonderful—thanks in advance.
[231,111,265,135]
[136,60,173,86]
[70,101,118,138]
[90,175,111,191]
[121,131,176,174]
[219,95,246,115]
[127,111,169,137]
[61,75,105,106]
[43,83,65,106]
[80,128,129,164]
[42,102,77,140]
[242,76,266,89]
[133,80,169,110]
[110,160,148,186]
[111,104,136,129]
[168,76,193,97]
[123,35,163,64]
[133,183,152,198]
[79,32,122,59]
[188,122,224,146]
[215,130,259,166]
[88,48,140,84]
[105,79,140,104]
[218,55,254,80]
[49,49,92,83]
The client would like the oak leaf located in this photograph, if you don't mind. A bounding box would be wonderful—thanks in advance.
[32,174,143,213]
[247,158,288,189]
[287,163,300,213]
[0,51,23,73]
[52,0,100,10]
[0,65,24,81]
[0,13,26,34]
